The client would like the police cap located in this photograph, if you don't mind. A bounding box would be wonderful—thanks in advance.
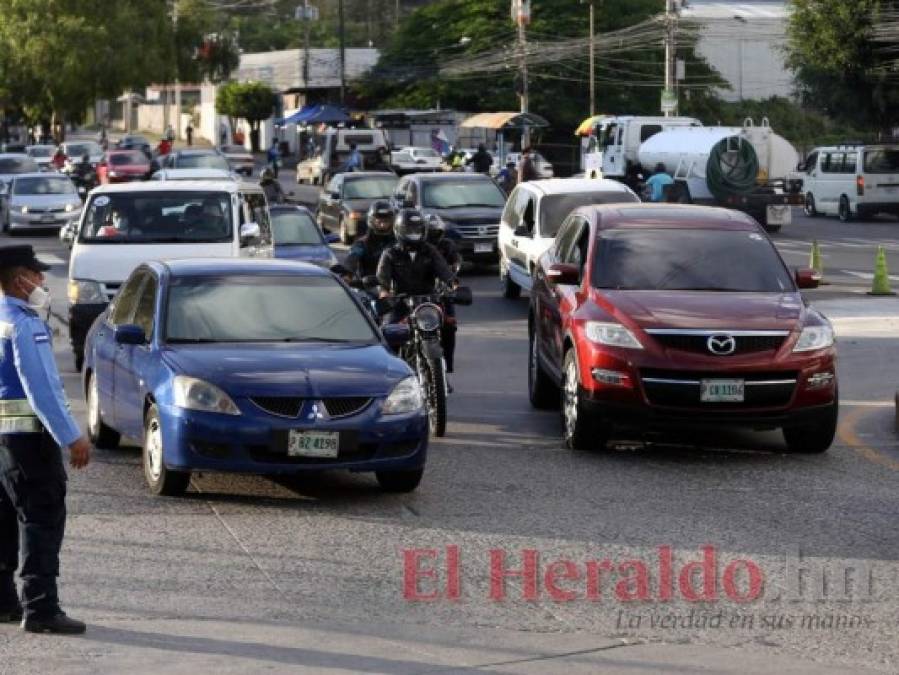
[0,245,51,272]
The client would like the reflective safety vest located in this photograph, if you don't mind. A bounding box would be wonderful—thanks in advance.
[0,398,42,434]
[0,314,43,435]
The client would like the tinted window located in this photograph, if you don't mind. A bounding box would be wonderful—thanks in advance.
[342,134,374,146]
[12,176,75,195]
[65,142,101,157]
[592,229,793,292]
[0,157,39,173]
[823,153,844,173]
[110,272,146,325]
[271,210,322,245]
[132,275,158,340]
[864,148,899,174]
[421,179,505,209]
[176,153,229,171]
[501,187,522,229]
[109,152,145,166]
[342,176,397,200]
[554,216,581,260]
[843,152,857,173]
[26,146,53,158]
[539,191,639,238]
[165,276,377,343]
[79,191,233,243]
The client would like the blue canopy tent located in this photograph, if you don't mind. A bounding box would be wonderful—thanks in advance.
[275,104,316,126]
[302,105,351,125]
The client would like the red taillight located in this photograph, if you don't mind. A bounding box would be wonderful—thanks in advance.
[856,175,865,196]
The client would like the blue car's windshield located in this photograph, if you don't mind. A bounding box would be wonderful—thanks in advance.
[271,211,322,245]
[165,275,377,343]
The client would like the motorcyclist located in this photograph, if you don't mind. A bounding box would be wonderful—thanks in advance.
[345,200,396,281]
[377,209,458,372]
[72,153,95,188]
[260,167,284,204]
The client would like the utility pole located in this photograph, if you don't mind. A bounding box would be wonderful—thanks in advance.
[588,0,596,117]
[173,1,181,141]
[514,0,530,146]
[662,0,677,117]
[303,0,311,98]
[338,0,346,105]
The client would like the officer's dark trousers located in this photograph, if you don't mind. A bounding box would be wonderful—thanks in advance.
[0,431,66,619]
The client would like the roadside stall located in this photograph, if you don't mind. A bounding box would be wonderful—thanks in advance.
[458,111,549,168]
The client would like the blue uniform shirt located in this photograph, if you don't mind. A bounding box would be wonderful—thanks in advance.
[646,172,674,202]
[0,297,82,447]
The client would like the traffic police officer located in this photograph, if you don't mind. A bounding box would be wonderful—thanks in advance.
[0,245,90,634]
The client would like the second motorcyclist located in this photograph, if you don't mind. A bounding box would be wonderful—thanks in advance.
[345,200,396,280]
[260,167,285,204]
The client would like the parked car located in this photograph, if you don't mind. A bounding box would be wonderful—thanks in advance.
[799,143,899,221]
[97,150,151,184]
[116,135,153,158]
[25,144,56,171]
[529,203,837,453]
[317,171,398,244]
[394,172,506,264]
[219,144,256,176]
[270,204,339,267]
[158,149,231,173]
[1,173,81,233]
[498,178,640,298]
[67,179,273,371]
[59,141,104,168]
[391,147,443,174]
[82,259,428,495]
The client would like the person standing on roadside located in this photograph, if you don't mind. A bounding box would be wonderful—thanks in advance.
[0,245,91,635]
[466,143,493,175]
[185,123,194,147]
[518,146,539,183]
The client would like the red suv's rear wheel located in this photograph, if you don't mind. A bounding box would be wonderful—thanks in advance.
[562,350,608,450]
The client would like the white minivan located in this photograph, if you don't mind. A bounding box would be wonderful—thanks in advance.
[67,180,273,370]
[498,178,639,298]
[801,144,899,221]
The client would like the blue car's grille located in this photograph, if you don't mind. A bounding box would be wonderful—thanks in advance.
[250,397,303,418]
[322,397,371,418]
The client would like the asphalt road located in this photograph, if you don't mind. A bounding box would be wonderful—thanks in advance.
[0,173,898,673]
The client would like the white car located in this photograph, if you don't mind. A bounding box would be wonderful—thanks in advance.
[151,168,235,182]
[498,178,640,298]
[25,144,57,171]
[391,147,443,174]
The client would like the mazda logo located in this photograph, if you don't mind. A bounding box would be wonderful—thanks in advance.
[707,335,736,355]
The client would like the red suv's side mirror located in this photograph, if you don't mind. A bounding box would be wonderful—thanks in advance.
[795,268,820,289]
[546,263,580,286]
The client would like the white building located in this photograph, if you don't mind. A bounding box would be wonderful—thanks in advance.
[680,0,794,102]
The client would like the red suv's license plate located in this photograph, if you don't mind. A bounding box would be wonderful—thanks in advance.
[700,379,745,403]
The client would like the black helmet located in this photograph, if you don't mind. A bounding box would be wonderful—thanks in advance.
[367,200,395,236]
[394,208,427,248]
[426,214,446,244]
[260,167,275,183]
[81,153,90,163]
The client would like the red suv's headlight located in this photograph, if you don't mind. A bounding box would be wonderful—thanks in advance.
[793,325,834,352]
[584,321,643,349]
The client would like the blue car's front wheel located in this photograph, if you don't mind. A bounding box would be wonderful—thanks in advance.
[143,405,191,497]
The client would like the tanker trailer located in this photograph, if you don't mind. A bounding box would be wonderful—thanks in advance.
[637,120,804,232]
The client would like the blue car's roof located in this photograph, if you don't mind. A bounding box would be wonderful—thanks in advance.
[154,258,330,277]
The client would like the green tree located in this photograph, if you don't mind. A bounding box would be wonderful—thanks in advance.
[216,80,277,151]
[786,0,899,132]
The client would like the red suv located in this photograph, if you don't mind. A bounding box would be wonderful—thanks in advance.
[529,204,837,453]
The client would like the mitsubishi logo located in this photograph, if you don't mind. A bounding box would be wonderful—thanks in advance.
[707,335,737,356]
[307,402,325,420]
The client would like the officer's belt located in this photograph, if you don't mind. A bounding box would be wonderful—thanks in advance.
[0,399,43,433]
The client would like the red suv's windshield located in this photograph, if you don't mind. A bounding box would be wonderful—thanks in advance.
[592,228,794,292]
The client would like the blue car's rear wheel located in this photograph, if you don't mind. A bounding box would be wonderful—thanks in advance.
[375,468,424,493]
[143,404,190,496]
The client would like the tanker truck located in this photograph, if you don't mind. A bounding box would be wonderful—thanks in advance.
[637,119,804,232]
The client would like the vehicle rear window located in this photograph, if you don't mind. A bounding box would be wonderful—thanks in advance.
[271,211,321,245]
[79,190,233,244]
[864,148,899,174]
[109,152,145,166]
[26,146,53,158]
[592,228,794,293]
[540,191,639,237]
[0,157,39,173]
[12,176,76,195]
[177,154,230,171]
[165,275,377,343]
[421,179,505,209]
[343,176,397,199]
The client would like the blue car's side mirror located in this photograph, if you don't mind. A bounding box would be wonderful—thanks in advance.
[382,324,410,349]
[325,232,339,244]
[114,323,147,345]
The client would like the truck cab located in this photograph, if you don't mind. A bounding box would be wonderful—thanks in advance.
[296,127,391,186]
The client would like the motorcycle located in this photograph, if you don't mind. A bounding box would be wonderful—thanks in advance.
[374,281,472,438]
[66,166,97,200]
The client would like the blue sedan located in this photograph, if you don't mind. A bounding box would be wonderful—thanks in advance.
[270,204,339,267]
[82,259,428,496]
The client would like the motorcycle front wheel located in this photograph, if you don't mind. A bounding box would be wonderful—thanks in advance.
[420,354,447,437]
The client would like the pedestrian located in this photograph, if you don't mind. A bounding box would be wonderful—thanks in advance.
[185,123,193,147]
[266,139,280,178]
[466,143,493,175]
[219,122,228,147]
[498,160,517,194]
[233,127,245,146]
[0,245,91,634]
[341,143,362,173]
[645,162,674,203]
[518,146,539,183]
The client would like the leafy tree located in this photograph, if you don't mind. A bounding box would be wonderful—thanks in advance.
[216,80,277,150]
[786,0,899,132]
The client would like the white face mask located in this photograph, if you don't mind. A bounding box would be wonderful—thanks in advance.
[20,276,51,311]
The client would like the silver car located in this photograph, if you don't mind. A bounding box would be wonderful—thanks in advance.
[26,144,57,171]
[2,173,82,232]
[218,144,255,176]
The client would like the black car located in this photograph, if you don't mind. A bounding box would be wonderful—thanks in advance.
[393,173,505,264]
[317,171,398,244]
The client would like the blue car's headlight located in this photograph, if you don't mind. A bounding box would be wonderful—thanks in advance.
[382,376,423,415]
[173,376,241,415]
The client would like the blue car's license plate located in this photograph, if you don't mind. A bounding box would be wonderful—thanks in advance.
[287,430,339,458]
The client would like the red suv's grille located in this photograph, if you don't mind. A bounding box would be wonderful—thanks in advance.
[639,369,798,409]
[648,333,787,355]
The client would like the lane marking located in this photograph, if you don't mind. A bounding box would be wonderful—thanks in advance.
[837,405,899,472]
[842,400,896,408]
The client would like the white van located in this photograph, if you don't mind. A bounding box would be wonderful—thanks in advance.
[67,180,273,370]
[498,178,639,298]
[296,127,391,185]
[801,144,899,221]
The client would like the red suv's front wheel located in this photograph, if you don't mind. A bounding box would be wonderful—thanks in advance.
[562,350,609,450]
